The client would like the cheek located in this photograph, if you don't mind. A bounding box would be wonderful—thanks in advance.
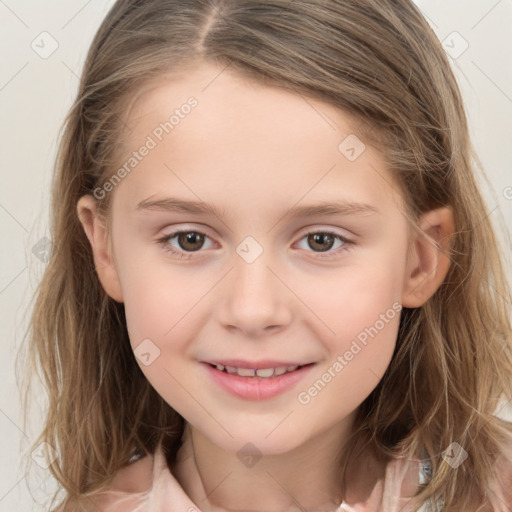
[118,264,204,411]
[296,246,406,407]
[302,252,406,347]
[121,272,198,347]
[294,268,404,417]
[323,282,400,387]
[113,240,193,349]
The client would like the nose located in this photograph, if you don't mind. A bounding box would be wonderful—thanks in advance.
[217,247,293,338]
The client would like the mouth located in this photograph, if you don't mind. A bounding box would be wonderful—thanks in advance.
[201,361,316,401]
[204,362,314,379]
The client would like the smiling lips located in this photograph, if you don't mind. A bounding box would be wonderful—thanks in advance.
[205,359,312,378]
[207,362,304,378]
[203,360,316,400]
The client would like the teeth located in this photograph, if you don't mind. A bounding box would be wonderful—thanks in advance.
[237,368,256,377]
[213,363,304,378]
[256,368,274,378]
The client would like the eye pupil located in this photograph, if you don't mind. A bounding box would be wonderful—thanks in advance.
[179,232,204,251]
[308,233,334,252]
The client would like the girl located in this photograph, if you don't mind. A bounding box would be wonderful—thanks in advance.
[22,0,512,510]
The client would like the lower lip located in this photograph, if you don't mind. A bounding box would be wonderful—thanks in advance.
[202,363,315,401]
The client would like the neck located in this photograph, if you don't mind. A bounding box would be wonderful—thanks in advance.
[170,414,370,512]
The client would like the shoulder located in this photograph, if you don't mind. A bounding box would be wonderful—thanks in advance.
[85,452,155,511]
[110,452,155,492]
[341,442,423,510]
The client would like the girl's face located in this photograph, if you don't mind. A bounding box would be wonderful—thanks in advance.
[91,62,423,455]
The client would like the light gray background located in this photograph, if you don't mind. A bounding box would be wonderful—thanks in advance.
[1,1,511,509]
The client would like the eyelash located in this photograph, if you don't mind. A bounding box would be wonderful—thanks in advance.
[155,228,354,260]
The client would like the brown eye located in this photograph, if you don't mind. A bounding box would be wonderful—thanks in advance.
[295,230,351,258]
[307,233,336,252]
[176,231,205,251]
[157,230,214,257]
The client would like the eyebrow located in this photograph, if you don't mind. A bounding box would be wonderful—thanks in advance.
[136,196,378,220]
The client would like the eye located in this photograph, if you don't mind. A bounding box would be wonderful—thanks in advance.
[156,228,353,260]
[295,230,352,257]
[156,229,214,258]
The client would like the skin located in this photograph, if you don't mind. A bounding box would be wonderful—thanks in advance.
[78,62,454,511]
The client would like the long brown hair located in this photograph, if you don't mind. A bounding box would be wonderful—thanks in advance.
[21,0,512,510]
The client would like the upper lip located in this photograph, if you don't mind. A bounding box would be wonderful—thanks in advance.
[203,359,312,369]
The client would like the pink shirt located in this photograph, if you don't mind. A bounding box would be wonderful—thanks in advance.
[87,437,437,512]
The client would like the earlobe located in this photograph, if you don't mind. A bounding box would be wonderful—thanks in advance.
[401,206,455,308]
[76,195,124,303]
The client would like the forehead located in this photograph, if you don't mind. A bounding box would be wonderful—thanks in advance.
[122,62,366,155]
[112,62,405,219]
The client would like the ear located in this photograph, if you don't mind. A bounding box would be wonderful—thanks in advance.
[401,206,455,308]
[77,195,124,303]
